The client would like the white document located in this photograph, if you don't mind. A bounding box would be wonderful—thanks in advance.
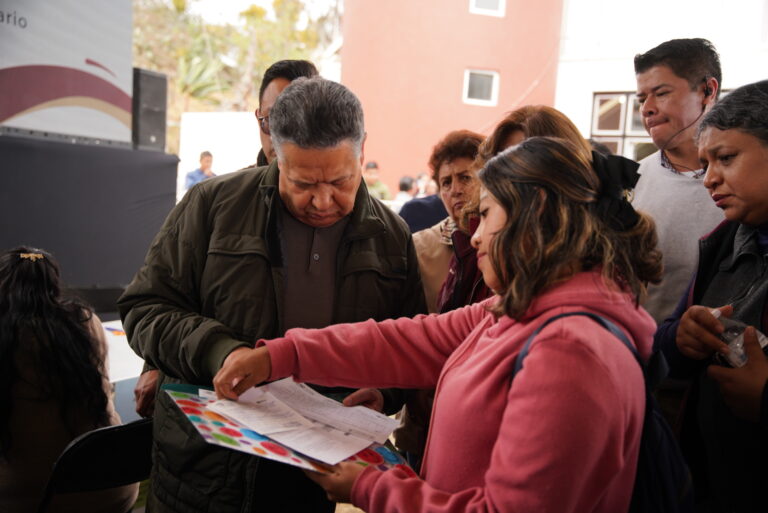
[208,387,313,434]
[207,378,401,464]
[269,421,373,465]
[264,379,400,444]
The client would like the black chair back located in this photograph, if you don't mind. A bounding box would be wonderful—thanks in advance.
[36,418,152,513]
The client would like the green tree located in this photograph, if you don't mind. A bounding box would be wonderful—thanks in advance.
[132,0,336,154]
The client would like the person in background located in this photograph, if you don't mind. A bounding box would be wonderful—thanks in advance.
[632,38,724,323]
[0,246,138,513]
[633,37,726,441]
[398,192,449,234]
[185,151,215,190]
[475,105,593,166]
[393,129,489,470]
[391,175,418,213]
[255,59,319,166]
[214,136,662,513]
[414,172,431,196]
[424,177,438,195]
[654,79,768,513]
[136,59,321,418]
[118,77,425,513]
[417,130,488,313]
[362,161,391,200]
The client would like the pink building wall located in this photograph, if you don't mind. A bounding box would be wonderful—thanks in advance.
[342,0,565,194]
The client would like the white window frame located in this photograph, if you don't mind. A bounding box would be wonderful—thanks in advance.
[462,69,499,107]
[469,0,506,17]
[625,96,647,136]
[623,137,655,160]
[591,93,627,136]
[591,137,624,157]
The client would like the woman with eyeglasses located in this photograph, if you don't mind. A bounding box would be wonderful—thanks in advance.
[0,247,138,513]
[214,136,662,513]
[654,79,768,512]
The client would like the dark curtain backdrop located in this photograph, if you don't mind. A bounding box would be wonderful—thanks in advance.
[0,135,177,297]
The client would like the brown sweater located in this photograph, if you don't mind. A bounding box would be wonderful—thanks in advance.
[413,217,454,313]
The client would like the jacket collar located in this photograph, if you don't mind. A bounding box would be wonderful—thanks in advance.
[718,223,760,271]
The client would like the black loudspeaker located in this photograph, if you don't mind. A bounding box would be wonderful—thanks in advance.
[132,68,167,152]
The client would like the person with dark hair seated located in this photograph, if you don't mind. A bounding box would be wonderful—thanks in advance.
[215,136,662,513]
[655,79,768,512]
[0,247,138,513]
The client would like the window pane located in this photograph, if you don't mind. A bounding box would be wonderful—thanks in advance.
[596,97,623,131]
[467,73,494,101]
[474,0,501,9]
[629,97,644,133]
[591,138,621,155]
[594,140,619,155]
[633,142,657,161]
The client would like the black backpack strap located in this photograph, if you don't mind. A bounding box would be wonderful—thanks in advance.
[512,311,692,512]
[513,310,670,388]
[513,311,640,378]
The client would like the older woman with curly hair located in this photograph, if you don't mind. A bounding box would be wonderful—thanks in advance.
[415,129,490,314]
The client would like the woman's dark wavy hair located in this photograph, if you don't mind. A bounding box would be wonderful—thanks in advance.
[0,246,109,457]
[479,137,662,319]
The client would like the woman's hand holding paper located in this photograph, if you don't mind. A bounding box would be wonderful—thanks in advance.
[214,346,272,399]
[304,461,366,503]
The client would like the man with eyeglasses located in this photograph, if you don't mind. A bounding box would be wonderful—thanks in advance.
[118,77,426,513]
[255,59,319,166]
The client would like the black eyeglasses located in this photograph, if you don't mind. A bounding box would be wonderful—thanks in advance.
[255,109,270,135]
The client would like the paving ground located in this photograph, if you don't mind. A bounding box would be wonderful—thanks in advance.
[336,504,365,513]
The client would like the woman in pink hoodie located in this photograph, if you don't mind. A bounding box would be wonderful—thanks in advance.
[215,136,662,513]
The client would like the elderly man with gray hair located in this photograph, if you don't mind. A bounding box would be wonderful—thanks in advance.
[118,77,426,513]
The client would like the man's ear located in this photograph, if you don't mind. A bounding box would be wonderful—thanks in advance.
[359,133,367,167]
[703,77,719,107]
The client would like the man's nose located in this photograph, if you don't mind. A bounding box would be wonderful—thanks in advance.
[641,96,656,117]
[312,186,333,210]
[702,165,718,190]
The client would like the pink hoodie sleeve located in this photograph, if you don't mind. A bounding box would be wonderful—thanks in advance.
[351,318,643,513]
[265,299,493,389]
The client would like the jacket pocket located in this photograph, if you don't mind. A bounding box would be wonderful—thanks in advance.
[153,390,230,504]
[201,233,276,338]
[339,250,410,320]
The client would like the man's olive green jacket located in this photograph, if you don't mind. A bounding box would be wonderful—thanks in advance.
[118,161,426,512]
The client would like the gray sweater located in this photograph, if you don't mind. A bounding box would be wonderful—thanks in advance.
[631,151,725,323]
